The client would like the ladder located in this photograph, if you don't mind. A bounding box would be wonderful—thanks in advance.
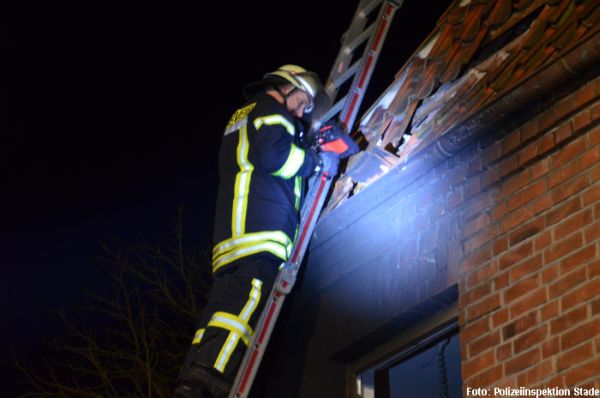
[228,2,401,397]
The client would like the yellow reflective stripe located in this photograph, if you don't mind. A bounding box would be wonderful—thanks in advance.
[253,115,295,136]
[232,122,253,236]
[192,328,205,345]
[215,333,239,372]
[240,278,262,321]
[214,279,262,372]
[294,176,302,211]
[272,143,305,179]
[213,231,292,258]
[212,241,289,273]
[208,312,252,345]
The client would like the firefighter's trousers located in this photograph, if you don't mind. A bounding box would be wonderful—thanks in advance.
[181,254,280,382]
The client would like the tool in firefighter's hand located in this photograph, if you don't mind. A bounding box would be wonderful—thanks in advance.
[315,120,360,158]
[317,151,340,178]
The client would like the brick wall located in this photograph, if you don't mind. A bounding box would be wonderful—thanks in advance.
[457,76,600,390]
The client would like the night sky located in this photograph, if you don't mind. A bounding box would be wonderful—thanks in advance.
[3,1,447,395]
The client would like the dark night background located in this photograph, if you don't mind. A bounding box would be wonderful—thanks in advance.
[2,1,447,395]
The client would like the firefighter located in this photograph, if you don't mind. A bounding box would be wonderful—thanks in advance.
[174,65,342,398]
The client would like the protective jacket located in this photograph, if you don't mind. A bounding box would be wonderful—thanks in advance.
[211,93,318,273]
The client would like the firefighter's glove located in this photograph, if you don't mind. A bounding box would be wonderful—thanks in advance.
[316,121,360,159]
[316,151,340,177]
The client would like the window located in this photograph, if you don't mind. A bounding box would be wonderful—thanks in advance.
[356,314,461,398]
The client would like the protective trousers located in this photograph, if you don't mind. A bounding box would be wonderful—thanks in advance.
[181,254,280,382]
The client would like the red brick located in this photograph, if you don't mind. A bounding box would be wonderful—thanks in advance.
[593,299,600,316]
[501,207,534,232]
[561,279,600,310]
[510,254,543,282]
[573,109,592,133]
[532,193,553,215]
[544,232,583,264]
[493,236,509,256]
[462,281,492,306]
[549,267,587,298]
[565,358,600,386]
[555,95,575,121]
[467,364,503,388]
[507,181,546,212]
[560,244,597,274]
[546,196,582,226]
[575,81,595,109]
[464,190,495,220]
[551,134,587,168]
[463,213,491,238]
[466,158,483,178]
[583,185,600,207]
[463,350,495,376]
[532,160,549,181]
[510,287,547,318]
[525,360,554,385]
[557,342,594,371]
[500,241,534,270]
[496,342,512,361]
[492,308,509,328]
[509,216,545,246]
[521,119,540,142]
[505,275,539,304]
[593,164,600,184]
[589,259,600,278]
[514,325,547,354]
[535,230,552,252]
[500,157,519,178]
[495,271,509,290]
[483,143,502,167]
[461,317,490,342]
[542,264,559,284]
[584,220,600,243]
[561,319,600,350]
[540,300,559,321]
[550,173,590,204]
[589,124,600,146]
[464,224,496,253]
[581,145,600,169]
[466,261,498,288]
[555,122,573,143]
[504,311,537,339]
[448,188,464,210]
[463,246,493,273]
[551,305,587,334]
[545,374,566,388]
[467,293,501,321]
[503,131,522,155]
[505,347,540,375]
[518,142,537,165]
[469,331,501,357]
[482,167,501,189]
[548,157,587,189]
[537,132,556,155]
[499,170,529,200]
[554,209,593,244]
[542,337,560,358]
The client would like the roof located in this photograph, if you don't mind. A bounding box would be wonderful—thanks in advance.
[326,0,600,211]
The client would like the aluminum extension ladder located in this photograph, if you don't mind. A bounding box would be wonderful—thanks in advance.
[228,2,402,397]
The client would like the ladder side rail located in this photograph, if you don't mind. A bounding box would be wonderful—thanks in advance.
[228,175,332,398]
[340,1,400,129]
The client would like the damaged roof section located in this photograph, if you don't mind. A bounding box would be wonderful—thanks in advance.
[326,0,600,211]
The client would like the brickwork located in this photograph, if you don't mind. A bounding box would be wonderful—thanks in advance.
[455,76,600,390]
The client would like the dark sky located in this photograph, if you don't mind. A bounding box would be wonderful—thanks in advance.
[2,1,449,395]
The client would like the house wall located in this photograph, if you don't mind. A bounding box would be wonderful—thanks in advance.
[458,76,600,390]
[265,75,600,398]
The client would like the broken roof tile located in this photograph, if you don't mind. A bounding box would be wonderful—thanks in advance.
[332,0,600,211]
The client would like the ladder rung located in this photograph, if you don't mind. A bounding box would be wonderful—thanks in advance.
[345,23,376,53]
[357,0,385,19]
[330,60,361,90]
[321,96,347,122]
